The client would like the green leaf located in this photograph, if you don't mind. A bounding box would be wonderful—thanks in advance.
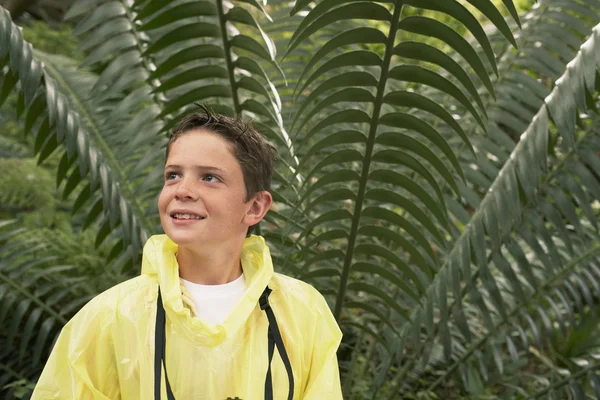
[82,197,103,230]
[62,166,82,199]
[394,41,489,110]
[383,90,473,156]
[376,131,461,197]
[558,173,597,230]
[300,209,352,238]
[378,112,465,181]
[305,149,362,180]
[492,253,527,304]
[149,44,224,79]
[302,267,340,280]
[294,71,377,127]
[404,0,499,75]
[352,262,420,303]
[505,240,538,291]
[297,50,382,95]
[306,229,348,248]
[135,0,171,20]
[287,2,391,56]
[363,192,445,248]
[372,149,446,208]
[145,23,221,55]
[341,320,390,352]
[72,184,92,214]
[293,27,386,83]
[569,159,600,200]
[33,117,51,155]
[65,0,99,20]
[295,88,375,134]
[303,110,371,146]
[571,380,585,400]
[0,70,18,107]
[546,186,582,232]
[155,66,228,93]
[37,133,59,165]
[358,225,435,278]
[140,2,217,31]
[369,169,448,231]
[345,301,400,336]
[56,152,76,187]
[236,0,271,20]
[302,130,365,161]
[73,2,126,36]
[226,7,276,60]
[33,316,56,364]
[93,50,141,92]
[81,33,137,67]
[229,35,274,63]
[77,18,132,53]
[388,66,485,128]
[546,81,577,147]
[399,16,497,87]
[95,218,112,248]
[359,207,437,268]
[347,281,410,320]
[159,85,231,117]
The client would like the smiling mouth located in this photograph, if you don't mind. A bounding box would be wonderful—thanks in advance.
[170,213,206,220]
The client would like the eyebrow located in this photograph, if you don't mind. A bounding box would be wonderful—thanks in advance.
[164,164,226,174]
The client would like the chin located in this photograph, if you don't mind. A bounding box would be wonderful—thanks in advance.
[167,231,201,245]
[162,226,201,247]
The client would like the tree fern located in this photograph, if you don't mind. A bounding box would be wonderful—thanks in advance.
[390,22,600,399]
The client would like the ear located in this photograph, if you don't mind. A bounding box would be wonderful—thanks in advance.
[243,191,273,227]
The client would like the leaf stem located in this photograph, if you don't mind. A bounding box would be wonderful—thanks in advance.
[216,0,241,114]
[334,1,404,320]
[0,271,67,325]
[530,359,600,398]
[38,55,153,237]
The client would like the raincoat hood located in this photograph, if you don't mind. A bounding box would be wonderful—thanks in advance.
[141,234,274,347]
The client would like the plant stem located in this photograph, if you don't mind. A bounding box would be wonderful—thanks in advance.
[334,0,404,320]
[216,0,241,114]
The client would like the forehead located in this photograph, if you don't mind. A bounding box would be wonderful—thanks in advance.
[167,129,236,159]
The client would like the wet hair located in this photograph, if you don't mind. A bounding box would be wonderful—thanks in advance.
[166,105,277,234]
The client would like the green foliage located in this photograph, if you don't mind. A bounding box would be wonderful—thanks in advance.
[21,21,80,60]
[0,158,54,211]
[1,0,600,399]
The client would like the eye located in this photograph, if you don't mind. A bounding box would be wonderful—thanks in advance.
[203,174,221,183]
[165,171,179,181]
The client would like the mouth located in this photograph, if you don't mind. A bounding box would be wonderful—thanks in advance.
[169,211,206,221]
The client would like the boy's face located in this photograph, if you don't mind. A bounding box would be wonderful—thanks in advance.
[158,130,254,249]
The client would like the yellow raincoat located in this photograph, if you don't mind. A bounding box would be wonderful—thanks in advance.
[32,235,343,399]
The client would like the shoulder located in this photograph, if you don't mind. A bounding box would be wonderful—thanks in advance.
[270,273,342,346]
[270,273,335,319]
[68,275,156,327]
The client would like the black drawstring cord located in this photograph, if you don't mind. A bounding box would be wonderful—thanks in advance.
[154,286,294,400]
[154,289,175,400]
[260,287,294,400]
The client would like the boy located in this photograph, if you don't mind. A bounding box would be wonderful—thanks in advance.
[32,109,343,399]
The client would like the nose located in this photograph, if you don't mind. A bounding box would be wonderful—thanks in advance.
[174,178,197,201]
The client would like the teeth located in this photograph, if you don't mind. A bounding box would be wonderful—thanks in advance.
[173,213,203,220]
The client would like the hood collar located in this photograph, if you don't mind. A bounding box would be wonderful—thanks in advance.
[141,234,274,346]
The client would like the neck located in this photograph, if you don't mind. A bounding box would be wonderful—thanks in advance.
[176,239,244,285]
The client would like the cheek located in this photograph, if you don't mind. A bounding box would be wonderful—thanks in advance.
[157,187,170,211]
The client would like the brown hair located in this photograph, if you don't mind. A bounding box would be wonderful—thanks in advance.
[166,106,277,233]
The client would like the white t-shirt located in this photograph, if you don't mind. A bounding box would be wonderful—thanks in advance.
[180,274,247,324]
